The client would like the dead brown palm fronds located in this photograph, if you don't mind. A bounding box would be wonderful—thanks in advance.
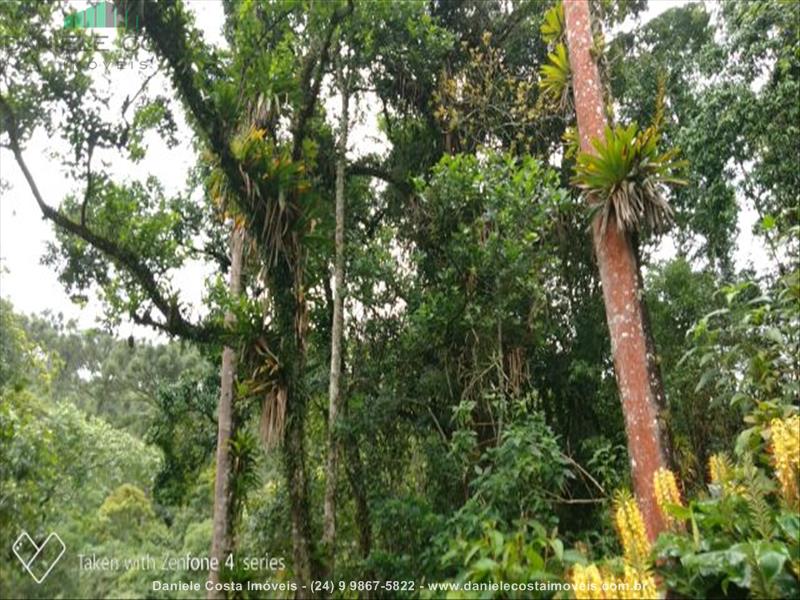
[260,385,287,449]
[239,334,286,449]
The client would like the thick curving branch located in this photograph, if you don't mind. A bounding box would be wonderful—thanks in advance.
[1,94,216,343]
[347,158,414,197]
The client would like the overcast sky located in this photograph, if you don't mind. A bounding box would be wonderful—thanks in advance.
[0,0,769,339]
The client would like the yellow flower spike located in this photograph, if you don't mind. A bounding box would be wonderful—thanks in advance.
[622,565,639,599]
[770,415,800,509]
[623,565,658,599]
[613,490,651,569]
[708,453,745,497]
[653,468,683,527]
[708,453,730,486]
[570,564,589,599]
[571,563,605,600]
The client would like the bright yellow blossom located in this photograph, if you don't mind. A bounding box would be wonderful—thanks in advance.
[653,468,683,527]
[708,453,731,486]
[571,563,605,599]
[770,415,800,509]
[622,564,658,599]
[708,453,745,496]
[614,490,651,568]
[571,563,660,599]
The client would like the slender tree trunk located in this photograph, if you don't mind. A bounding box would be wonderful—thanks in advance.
[563,0,671,540]
[344,431,371,559]
[208,225,244,597]
[322,62,350,575]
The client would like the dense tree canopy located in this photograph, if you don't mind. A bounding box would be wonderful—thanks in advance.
[0,1,797,598]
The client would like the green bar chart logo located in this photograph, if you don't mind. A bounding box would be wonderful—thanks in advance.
[63,1,138,30]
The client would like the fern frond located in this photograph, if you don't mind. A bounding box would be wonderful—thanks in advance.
[741,454,776,539]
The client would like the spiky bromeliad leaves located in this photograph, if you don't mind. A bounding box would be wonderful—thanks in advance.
[573,123,687,237]
[540,1,565,45]
[539,42,571,112]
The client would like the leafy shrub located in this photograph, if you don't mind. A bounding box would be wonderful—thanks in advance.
[437,520,574,599]
[433,406,576,596]
[681,269,800,455]
[654,415,799,599]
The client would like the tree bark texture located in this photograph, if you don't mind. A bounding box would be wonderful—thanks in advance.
[323,63,350,573]
[208,225,244,597]
[563,0,671,541]
[272,255,319,592]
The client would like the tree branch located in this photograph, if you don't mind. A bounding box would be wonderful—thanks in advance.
[0,93,216,343]
[291,0,354,161]
[347,159,413,196]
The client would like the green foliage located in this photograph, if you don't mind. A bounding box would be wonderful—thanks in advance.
[19,310,210,435]
[654,455,800,599]
[431,409,580,597]
[147,368,218,507]
[0,300,52,392]
[438,521,571,599]
[0,303,213,598]
[539,43,571,111]
[454,408,571,530]
[540,2,565,46]
[98,484,159,541]
[44,176,206,319]
[651,270,800,598]
[433,32,543,154]
[609,1,799,270]
[573,123,686,236]
[681,268,800,454]
[646,259,741,488]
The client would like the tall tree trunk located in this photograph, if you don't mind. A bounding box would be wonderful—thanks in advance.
[284,390,315,589]
[271,255,319,592]
[208,225,244,597]
[563,0,671,540]
[344,430,371,559]
[322,61,350,575]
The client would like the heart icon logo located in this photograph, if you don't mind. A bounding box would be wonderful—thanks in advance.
[12,531,66,584]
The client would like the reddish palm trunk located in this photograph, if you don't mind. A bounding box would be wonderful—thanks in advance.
[563,0,670,540]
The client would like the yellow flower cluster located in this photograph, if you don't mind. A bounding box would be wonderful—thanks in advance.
[572,564,603,599]
[571,563,658,599]
[614,491,651,567]
[653,468,683,527]
[708,453,745,496]
[770,415,800,509]
[708,453,731,486]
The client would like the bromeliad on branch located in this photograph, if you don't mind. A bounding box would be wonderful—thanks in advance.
[573,122,687,237]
